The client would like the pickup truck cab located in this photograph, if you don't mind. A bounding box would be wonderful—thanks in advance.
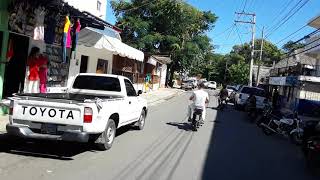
[6,74,148,150]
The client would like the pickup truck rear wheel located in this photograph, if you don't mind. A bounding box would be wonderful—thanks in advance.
[137,110,146,130]
[96,119,116,150]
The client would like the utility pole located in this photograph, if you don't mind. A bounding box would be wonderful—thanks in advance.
[256,26,264,86]
[235,12,256,87]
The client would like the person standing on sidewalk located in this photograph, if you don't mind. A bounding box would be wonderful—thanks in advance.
[188,83,209,123]
[272,88,279,109]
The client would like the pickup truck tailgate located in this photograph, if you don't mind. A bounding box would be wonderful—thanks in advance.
[12,99,83,126]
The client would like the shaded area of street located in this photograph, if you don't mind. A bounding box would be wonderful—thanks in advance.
[0,91,317,180]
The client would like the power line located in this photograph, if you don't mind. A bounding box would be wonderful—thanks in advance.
[276,25,307,45]
[283,33,320,56]
[266,0,310,38]
[283,42,320,60]
[242,0,248,11]
[266,0,293,31]
[212,24,235,38]
[235,24,243,44]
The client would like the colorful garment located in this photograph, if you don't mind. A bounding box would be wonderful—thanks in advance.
[27,57,40,81]
[72,19,81,52]
[62,16,71,63]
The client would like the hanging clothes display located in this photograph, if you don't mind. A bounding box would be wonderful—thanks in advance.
[44,12,58,44]
[72,19,81,51]
[62,15,71,63]
[33,6,46,41]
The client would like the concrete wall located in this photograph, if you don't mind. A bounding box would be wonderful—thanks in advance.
[160,64,167,87]
[63,0,107,20]
[67,45,113,87]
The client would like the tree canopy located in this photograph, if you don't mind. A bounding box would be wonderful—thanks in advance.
[282,40,305,53]
[111,0,217,85]
[231,39,282,65]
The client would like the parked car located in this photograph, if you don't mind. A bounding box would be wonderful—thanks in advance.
[234,86,267,110]
[6,74,148,150]
[181,80,194,90]
[207,81,217,89]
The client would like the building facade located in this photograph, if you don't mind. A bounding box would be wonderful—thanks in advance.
[268,15,320,117]
[63,0,107,20]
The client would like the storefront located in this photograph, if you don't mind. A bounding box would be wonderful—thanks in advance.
[71,27,144,89]
[1,0,111,95]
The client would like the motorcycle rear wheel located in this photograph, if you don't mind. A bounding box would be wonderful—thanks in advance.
[262,126,274,136]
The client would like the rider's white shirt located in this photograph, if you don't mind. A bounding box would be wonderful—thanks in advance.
[192,89,209,109]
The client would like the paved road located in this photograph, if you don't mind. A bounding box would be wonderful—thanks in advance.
[0,91,318,180]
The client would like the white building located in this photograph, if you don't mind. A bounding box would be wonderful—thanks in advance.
[63,0,107,20]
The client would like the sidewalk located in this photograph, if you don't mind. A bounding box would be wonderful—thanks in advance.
[140,88,185,106]
[0,115,8,134]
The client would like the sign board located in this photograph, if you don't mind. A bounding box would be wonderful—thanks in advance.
[269,77,286,86]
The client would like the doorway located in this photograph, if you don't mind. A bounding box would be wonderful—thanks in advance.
[80,55,88,73]
[3,33,29,97]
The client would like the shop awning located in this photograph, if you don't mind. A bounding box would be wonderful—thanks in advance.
[77,27,144,62]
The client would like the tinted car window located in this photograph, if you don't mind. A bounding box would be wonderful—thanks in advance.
[124,79,137,96]
[73,76,121,92]
[241,87,266,97]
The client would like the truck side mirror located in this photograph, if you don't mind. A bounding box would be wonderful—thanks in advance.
[138,90,143,95]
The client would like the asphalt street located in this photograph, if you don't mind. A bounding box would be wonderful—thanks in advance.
[0,90,318,180]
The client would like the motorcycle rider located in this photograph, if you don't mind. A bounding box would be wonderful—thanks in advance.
[218,84,229,107]
[246,93,257,117]
[188,82,209,123]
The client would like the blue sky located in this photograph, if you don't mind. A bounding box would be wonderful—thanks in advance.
[106,0,320,54]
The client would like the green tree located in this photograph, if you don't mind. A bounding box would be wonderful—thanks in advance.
[111,0,217,85]
[282,40,305,53]
[231,39,282,65]
[228,60,249,85]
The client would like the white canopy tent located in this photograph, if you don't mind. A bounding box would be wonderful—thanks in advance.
[77,27,144,62]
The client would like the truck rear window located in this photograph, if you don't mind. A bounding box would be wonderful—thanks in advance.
[73,76,121,92]
[241,87,266,97]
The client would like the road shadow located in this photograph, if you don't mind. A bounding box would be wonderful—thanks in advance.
[201,105,318,180]
[166,122,194,131]
[0,126,136,160]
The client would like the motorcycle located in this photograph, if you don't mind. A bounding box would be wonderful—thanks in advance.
[260,111,304,145]
[191,108,203,131]
[218,97,228,110]
[302,120,320,174]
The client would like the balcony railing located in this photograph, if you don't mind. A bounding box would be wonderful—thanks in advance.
[270,64,320,77]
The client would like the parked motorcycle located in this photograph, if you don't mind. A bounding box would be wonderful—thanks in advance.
[302,120,320,174]
[260,111,304,145]
[191,108,203,131]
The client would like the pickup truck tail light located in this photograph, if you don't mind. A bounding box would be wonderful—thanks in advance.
[9,101,13,115]
[84,107,93,123]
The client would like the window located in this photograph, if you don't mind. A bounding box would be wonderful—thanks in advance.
[96,59,108,74]
[80,55,88,73]
[97,0,101,11]
[124,79,137,97]
[73,75,121,92]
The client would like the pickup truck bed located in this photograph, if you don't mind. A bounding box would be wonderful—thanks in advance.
[15,93,123,102]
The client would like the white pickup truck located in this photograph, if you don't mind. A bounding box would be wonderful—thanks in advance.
[6,74,148,150]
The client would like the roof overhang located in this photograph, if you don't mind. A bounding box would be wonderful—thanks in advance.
[78,28,144,62]
[308,15,320,29]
